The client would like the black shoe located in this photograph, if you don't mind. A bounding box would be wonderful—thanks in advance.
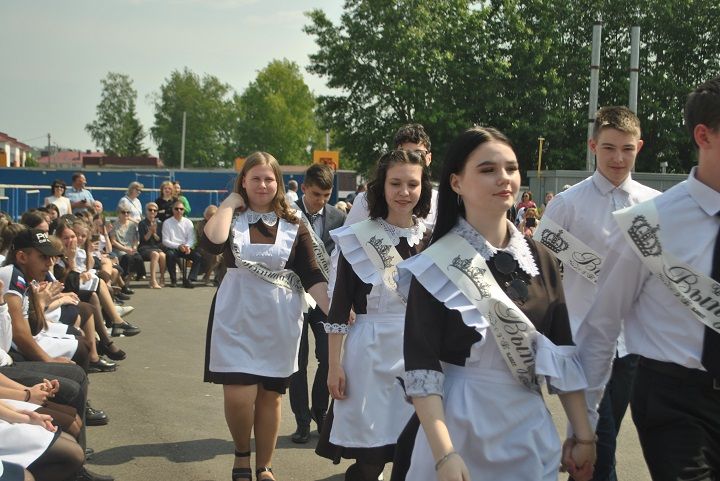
[232,450,252,481]
[111,322,141,337]
[113,299,125,306]
[169,280,177,287]
[85,406,109,426]
[97,340,126,361]
[88,357,117,373]
[75,466,114,481]
[311,409,327,434]
[291,424,310,444]
[182,279,194,289]
[121,286,135,295]
[115,292,131,301]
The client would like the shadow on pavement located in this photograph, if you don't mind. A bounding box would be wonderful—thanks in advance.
[89,438,234,465]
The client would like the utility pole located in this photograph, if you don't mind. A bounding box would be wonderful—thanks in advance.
[180,111,187,170]
[325,129,330,150]
[586,19,603,171]
[629,26,641,113]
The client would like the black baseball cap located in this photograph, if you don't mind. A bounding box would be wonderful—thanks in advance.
[11,229,63,256]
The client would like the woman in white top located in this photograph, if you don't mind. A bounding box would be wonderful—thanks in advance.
[202,152,331,481]
[316,150,432,480]
[117,182,144,223]
[398,127,596,481]
[43,180,72,217]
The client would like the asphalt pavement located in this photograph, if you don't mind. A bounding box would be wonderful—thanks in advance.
[84,282,650,481]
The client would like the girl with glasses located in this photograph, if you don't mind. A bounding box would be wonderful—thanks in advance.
[138,202,166,288]
[396,127,596,481]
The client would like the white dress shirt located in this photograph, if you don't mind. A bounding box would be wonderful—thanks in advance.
[543,171,660,337]
[162,216,196,249]
[575,167,720,423]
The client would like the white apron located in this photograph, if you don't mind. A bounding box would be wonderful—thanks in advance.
[406,359,561,481]
[329,312,413,448]
[329,229,414,448]
[208,214,304,379]
[0,399,57,468]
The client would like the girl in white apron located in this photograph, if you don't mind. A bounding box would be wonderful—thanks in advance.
[315,150,432,481]
[397,127,597,481]
[202,152,331,481]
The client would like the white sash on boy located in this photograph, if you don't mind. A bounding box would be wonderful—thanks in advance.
[298,212,330,281]
[533,217,603,284]
[615,201,720,333]
[423,233,541,393]
[350,219,407,304]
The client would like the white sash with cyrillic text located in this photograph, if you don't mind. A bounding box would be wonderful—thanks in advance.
[298,212,330,281]
[423,232,541,393]
[615,201,720,333]
[351,219,407,305]
[533,217,603,284]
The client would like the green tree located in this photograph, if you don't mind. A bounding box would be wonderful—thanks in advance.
[151,68,235,168]
[234,59,320,165]
[306,0,720,175]
[85,72,147,157]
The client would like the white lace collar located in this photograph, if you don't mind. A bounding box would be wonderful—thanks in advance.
[452,217,539,277]
[376,217,426,247]
[245,209,278,227]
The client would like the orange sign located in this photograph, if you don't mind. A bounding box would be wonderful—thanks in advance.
[313,150,339,170]
[234,157,246,171]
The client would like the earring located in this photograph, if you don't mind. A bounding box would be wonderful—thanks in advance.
[457,194,463,206]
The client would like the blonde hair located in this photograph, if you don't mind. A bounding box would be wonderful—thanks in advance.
[234,152,297,224]
[159,181,174,199]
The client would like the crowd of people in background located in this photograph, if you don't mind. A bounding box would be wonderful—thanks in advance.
[0,173,225,481]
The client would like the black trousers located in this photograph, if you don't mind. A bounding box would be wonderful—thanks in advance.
[119,252,147,278]
[289,307,329,427]
[165,248,202,282]
[632,358,720,481]
[0,361,88,449]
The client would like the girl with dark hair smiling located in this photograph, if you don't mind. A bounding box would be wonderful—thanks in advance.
[315,150,431,481]
[396,127,595,481]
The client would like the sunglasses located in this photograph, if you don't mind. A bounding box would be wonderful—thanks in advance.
[174,207,185,211]
[492,251,529,303]
[147,208,157,212]
[121,211,131,214]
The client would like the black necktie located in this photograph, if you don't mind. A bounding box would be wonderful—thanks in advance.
[701,213,720,377]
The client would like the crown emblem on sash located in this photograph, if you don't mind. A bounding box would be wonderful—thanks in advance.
[450,256,491,298]
[367,236,394,268]
[540,228,569,253]
[628,215,661,257]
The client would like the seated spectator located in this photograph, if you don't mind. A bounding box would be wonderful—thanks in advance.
[195,205,222,286]
[538,191,554,217]
[519,206,539,236]
[334,200,348,214]
[162,200,201,288]
[155,181,176,223]
[110,210,146,282]
[1,223,25,266]
[44,179,72,217]
[0,280,114,481]
[138,202,166,289]
[0,398,84,481]
[19,211,49,233]
[285,179,299,204]
[53,223,141,339]
[117,182,144,223]
[41,204,60,235]
[0,231,88,370]
[173,181,191,216]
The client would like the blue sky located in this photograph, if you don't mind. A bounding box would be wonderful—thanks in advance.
[0,0,343,154]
